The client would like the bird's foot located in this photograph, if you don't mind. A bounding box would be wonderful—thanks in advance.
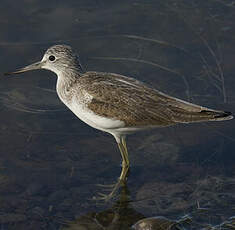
[96,183,117,189]
[93,179,125,202]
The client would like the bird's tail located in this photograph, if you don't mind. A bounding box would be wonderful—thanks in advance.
[197,109,233,121]
[155,91,233,124]
[166,96,233,123]
[172,107,233,123]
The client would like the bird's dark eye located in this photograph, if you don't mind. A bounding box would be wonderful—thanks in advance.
[49,55,56,61]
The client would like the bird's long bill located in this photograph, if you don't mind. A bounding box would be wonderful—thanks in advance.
[4,61,42,76]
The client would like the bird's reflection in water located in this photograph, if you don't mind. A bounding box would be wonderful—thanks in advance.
[62,184,144,230]
[62,184,193,230]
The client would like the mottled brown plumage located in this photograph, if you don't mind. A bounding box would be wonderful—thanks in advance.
[75,71,232,127]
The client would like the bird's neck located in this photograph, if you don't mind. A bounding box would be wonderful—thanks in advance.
[57,68,82,81]
[56,70,82,105]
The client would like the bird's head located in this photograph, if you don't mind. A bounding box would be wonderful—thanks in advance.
[5,44,83,77]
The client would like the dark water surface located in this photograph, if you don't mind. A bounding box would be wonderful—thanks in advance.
[0,0,235,229]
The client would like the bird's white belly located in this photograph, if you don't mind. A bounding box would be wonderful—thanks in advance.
[62,97,125,133]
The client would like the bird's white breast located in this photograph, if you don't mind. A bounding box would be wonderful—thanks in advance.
[57,88,125,133]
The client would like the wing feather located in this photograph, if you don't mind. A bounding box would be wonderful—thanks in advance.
[77,71,230,127]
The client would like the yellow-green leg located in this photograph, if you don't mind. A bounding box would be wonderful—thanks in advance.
[118,137,130,183]
[95,136,130,201]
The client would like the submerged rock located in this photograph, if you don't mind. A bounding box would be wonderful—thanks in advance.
[132,216,176,230]
[133,133,179,167]
[132,215,192,230]
[134,182,192,216]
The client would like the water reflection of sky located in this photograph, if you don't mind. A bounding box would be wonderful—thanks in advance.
[0,0,235,229]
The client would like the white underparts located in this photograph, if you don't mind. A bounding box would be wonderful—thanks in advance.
[58,89,126,133]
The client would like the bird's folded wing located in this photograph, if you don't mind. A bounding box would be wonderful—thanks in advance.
[78,72,178,127]
[78,72,227,127]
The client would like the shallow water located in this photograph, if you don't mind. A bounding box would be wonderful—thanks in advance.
[0,0,235,229]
